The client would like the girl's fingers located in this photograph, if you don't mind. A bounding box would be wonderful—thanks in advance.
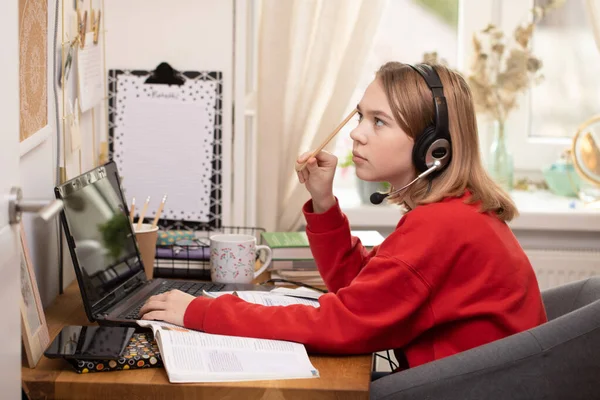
[302,167,310,182]
[296,151,313,164]
[306,157,320,172]
[298,168,310,183]
[314,150,338,167]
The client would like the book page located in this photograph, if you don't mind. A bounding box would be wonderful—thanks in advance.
[138,321,319,383]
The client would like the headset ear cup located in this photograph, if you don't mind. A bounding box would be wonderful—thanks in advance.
[412,126,436,172]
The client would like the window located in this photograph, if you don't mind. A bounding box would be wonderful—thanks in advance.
[333,0,459,206]
[468,0,600,172]
[530,0,600,139]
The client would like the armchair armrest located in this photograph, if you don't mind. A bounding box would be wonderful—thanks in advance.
[370,329,542,400]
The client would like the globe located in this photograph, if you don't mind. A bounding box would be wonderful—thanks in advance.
[572,115,600,205]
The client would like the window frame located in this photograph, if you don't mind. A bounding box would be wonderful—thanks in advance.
[459,0,572,173]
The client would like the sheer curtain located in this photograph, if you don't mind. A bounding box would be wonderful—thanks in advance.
[256,0,387,232]
[586,0,600,52]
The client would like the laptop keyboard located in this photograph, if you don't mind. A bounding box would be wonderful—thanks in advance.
[119,281,225,320]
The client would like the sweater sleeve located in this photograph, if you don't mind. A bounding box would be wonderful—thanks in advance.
[302,199,379,293]
[183,254,433,355]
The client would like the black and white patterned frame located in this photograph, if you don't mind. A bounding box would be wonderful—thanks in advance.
[107,69,223,230]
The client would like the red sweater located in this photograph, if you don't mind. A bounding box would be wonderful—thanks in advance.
[184,192,547,368]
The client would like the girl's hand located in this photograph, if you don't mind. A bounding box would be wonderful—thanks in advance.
[139,290,196,326]
[296,150,337,213]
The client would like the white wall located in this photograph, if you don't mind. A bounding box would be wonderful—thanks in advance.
[104,0,234,226]
[21,0,236,307]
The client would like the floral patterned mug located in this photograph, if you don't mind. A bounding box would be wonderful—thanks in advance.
[209,234,272,284]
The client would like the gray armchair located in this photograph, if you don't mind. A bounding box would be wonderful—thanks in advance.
[370,277,600,400]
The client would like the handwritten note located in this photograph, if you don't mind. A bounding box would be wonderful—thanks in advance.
[77,34,103,112]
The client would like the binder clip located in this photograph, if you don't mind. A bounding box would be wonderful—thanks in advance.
[145,62,185,86]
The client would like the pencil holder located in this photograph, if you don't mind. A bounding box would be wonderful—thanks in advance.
[134,223,159,279]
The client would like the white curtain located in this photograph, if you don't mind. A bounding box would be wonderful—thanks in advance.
[256,0,387,232]
[586,0,600,53]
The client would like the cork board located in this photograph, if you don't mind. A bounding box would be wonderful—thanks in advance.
[19,0,48,142]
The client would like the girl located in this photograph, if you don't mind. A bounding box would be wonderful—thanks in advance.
[140,62,547,371]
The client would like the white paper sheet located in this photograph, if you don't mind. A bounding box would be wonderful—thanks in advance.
[270,286,324,300]
[208,291,321,307]
[113,74,217,222]
[77,34,103,112]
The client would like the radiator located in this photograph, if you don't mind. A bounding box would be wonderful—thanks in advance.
[526,249,600,290]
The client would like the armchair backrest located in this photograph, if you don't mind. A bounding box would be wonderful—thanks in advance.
[370,277,600,400]
[541,276,600,320]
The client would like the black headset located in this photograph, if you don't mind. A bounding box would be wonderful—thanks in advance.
[369,64,453,204]
[407,64,452,175]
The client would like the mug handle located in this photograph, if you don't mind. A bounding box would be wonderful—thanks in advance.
[253,245,273,278]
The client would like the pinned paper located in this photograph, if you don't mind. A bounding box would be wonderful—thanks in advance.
[68,99,82,152]
[77,33,103,111]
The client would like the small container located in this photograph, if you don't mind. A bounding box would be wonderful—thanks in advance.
[542,151,581,198]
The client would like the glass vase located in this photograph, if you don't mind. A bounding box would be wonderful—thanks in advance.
[488,120,514,191]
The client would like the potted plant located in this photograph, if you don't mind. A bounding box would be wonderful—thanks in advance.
[466,0,563,190]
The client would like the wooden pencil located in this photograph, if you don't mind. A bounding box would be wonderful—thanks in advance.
[136,196,151,230]
[129,197,136,223]
[295,108,357,172]
[151,194,168,229]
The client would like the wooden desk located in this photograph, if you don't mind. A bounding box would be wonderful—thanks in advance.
[22,282,372,399]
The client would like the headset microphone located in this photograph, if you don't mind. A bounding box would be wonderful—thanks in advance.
[369,191,390,205]
[369,160,442,205]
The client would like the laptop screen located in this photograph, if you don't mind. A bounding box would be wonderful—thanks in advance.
[56,162,144,305]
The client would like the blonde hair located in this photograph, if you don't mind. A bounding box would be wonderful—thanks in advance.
[376,62,518,222]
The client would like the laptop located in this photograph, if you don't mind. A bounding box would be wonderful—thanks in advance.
[55,161,264,327]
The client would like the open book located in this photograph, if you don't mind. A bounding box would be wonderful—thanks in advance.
[137,320,319,383]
